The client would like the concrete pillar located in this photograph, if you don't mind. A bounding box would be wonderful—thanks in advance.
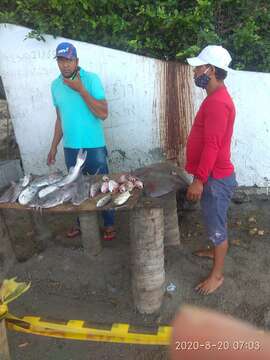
[31,212,52,252]
[0,210,15,283]
[79,213,102,257]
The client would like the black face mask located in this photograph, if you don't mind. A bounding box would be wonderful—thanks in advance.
[194,68,210,89]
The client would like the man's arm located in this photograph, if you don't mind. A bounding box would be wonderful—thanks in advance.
[63,74,108,120]
[47,109,63,165]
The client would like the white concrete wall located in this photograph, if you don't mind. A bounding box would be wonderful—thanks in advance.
[0,24,270,186]
[226,71,270,186]
[0,24,163,175]
[193,70,270,186]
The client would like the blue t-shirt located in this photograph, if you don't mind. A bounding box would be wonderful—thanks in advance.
[51,68,106,148]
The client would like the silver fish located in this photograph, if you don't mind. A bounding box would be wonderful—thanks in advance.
[22,174,32,187]
[18,185,39,205]
[12,174,33,202]
[0,174,32,203]
[56,149,87,187]
[96,194,112,208]
[38,184,59,198]
[35,184,76,209]
[71,176,90,206]
[101,181,109,193]
[90,182,101,198]
[114,191,132,206]
[31,171,63,188]
[108,180,119,193]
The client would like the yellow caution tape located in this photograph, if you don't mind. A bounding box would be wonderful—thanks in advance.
[6,314,171,345]
[0,304,8,320]
[0,278,31,305]
[1,279,171,345]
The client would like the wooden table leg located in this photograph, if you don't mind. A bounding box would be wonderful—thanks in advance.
[0,210,15,284]
[79,213,102,257]
[130,207,165,314]
[162,192,181,247]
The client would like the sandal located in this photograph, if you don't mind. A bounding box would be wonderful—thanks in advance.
[103,228,116,241]
[66,227,81,238]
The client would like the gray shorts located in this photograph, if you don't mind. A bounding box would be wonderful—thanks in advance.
[201,173,237,246]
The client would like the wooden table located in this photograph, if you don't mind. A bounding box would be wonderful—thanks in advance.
[0,180,181,314]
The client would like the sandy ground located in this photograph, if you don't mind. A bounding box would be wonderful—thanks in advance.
[4,192,270,359]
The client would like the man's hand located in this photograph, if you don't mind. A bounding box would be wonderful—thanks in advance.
[63,72,83,93]
[47,147,57,166]
[186,178,204,202]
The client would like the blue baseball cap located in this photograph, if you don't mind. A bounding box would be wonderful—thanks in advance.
[55,42,77,59]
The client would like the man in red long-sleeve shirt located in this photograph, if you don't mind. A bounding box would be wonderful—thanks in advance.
[185,45,237,295]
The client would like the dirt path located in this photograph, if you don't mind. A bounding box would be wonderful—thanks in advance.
[5,194,270,359]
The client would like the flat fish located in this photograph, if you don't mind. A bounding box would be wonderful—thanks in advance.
[114,191,131,206]
[96,194,112,208]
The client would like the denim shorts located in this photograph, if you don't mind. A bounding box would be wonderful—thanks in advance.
[64,146,109,175]
[201,173,237,246]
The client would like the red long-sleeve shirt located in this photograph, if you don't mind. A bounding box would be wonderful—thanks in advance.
[185,85,235,183]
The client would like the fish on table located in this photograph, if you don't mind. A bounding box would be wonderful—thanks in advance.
[31,171,63,188]
[96,194,112,208]
[0,174,31,203]
[55,149,87,187]
[114,191,132,206]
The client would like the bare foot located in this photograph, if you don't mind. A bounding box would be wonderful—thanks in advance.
[193,248,214,259]
[195,275,224,295]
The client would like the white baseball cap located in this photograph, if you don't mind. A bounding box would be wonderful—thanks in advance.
[187,45,232,71]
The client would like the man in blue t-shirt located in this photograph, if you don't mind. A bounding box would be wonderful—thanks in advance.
[47,42,115,240]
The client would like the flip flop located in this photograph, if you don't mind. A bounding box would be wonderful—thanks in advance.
[103,229,116,241]
[66,227,81,238]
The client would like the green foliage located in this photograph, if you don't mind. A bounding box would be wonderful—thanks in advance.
[0,0,270,71]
